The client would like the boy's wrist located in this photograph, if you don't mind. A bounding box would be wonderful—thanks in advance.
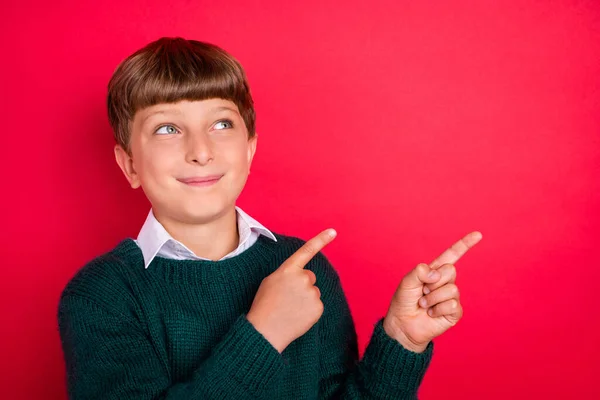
[245,312,287,354]
[382,318,428,353]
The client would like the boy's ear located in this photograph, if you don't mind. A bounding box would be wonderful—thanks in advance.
[114,144,141,189]
[247,134,258,171]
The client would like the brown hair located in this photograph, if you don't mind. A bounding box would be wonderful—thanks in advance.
[107,37,256,155]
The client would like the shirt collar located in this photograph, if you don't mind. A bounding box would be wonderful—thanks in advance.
[136,206,277,269]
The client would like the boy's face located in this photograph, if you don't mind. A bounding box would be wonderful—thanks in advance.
[114,98,257,224]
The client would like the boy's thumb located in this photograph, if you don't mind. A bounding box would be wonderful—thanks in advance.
[399,263,441,290]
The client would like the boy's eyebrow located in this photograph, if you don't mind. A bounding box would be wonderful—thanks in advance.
[142,109,182,125]
[141,106,239,125]
[210,106,240,115]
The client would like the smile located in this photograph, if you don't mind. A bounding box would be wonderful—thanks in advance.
[177,175,223,187]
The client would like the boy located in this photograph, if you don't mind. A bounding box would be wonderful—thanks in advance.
[57,36,481,399]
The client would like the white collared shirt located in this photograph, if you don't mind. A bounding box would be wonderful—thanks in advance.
[133,206,277,268]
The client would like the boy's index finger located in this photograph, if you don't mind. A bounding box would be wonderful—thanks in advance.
[428,231,483,269]
[283,229,337,269]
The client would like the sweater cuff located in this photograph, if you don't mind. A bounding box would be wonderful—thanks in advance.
[360,317,434,394]
[205,314,287,395]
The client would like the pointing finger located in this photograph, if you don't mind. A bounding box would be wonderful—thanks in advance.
[282,229,337,269]
[429,231,482,270]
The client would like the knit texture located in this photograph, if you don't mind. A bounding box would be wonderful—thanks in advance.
[57,232,434,399]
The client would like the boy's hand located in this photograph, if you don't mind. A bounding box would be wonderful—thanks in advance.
[383,231,483,353]
[246,229,337,353]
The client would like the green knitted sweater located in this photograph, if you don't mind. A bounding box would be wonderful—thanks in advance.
[57,232,434,399]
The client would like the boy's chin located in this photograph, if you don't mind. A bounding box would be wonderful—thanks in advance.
[174,203,236,224]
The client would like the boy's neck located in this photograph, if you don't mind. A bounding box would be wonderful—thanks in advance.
[153,206,240,261]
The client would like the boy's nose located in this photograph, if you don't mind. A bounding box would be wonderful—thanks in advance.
[185,133,214,165]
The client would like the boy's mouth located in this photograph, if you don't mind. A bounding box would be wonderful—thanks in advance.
[177,174,223,187]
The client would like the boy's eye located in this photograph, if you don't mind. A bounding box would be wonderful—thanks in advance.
[154,120,233,135]
[155,125,178,135]
[214,119,234,130]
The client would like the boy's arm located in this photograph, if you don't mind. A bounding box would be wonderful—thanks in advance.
[57,294,286,400]
[316,253,434,399]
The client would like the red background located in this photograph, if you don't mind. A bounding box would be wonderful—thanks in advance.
[1,0,599,398]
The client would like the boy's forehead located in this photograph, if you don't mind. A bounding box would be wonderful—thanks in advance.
[136,98,240,122]
[143,98,238,113]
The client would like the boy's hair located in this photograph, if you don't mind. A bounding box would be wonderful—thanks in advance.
[107,37,256,155]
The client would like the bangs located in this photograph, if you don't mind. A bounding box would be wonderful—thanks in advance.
[129,44,249,112]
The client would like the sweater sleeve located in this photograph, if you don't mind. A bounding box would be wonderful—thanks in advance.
[57,294,286,400]
[316,255,434,399]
